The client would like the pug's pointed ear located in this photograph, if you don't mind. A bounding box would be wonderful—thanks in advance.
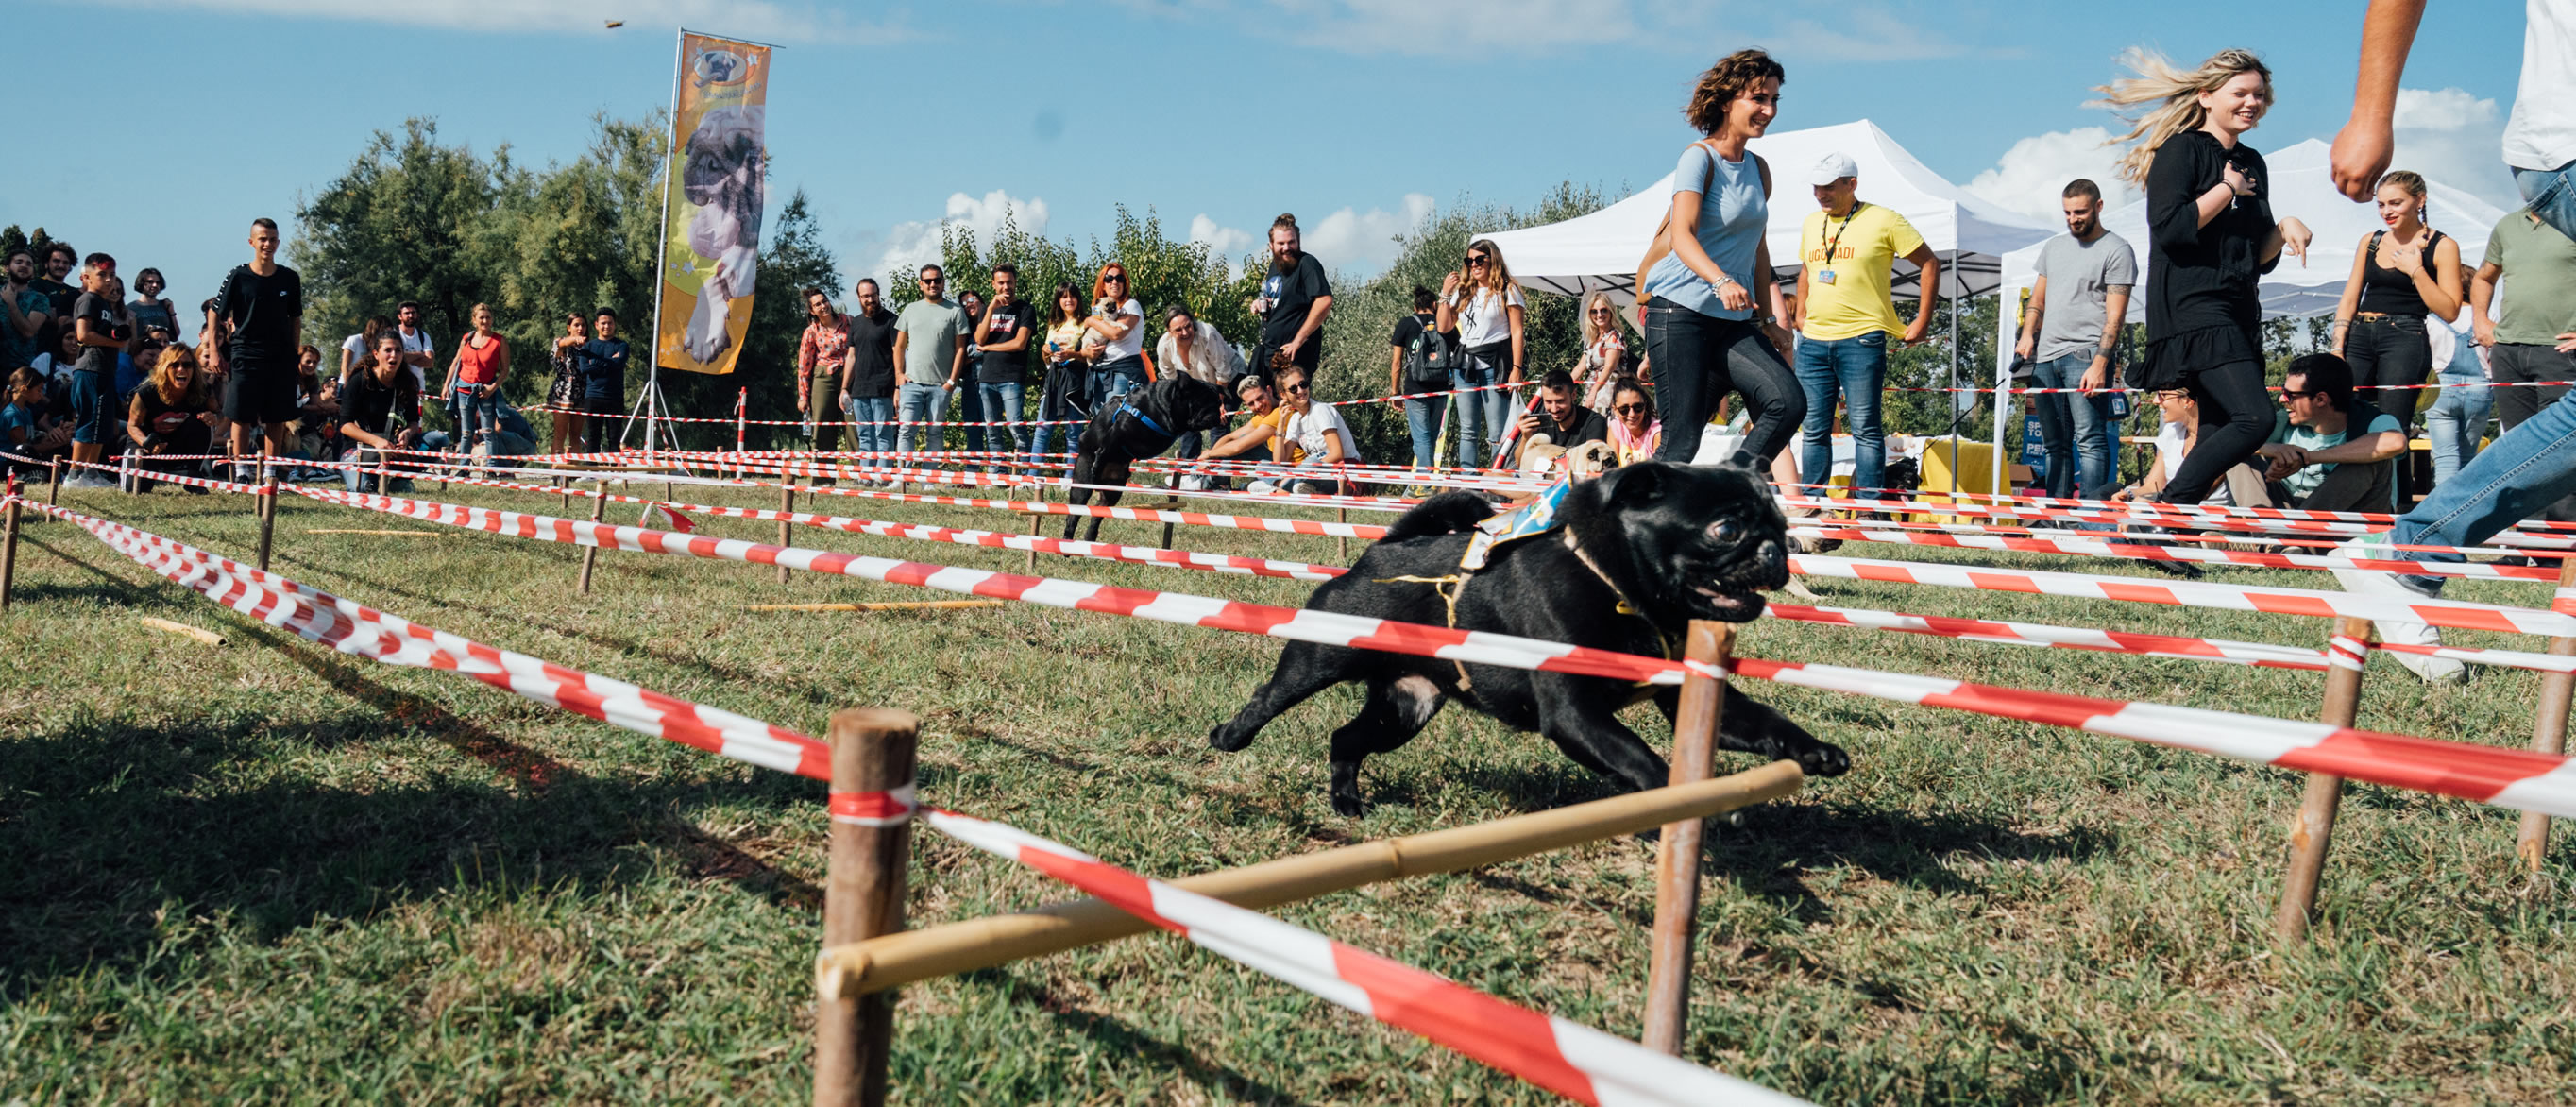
[1596,460,1669,508]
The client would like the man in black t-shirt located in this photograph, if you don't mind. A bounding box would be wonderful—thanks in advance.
[974,264,1037,468]
[1513,370,1608,465]
[60,253,132,486]
[210,218,304,468]
[30,243,79,363]
[841,279,899,485]
[1251,213,1333,376]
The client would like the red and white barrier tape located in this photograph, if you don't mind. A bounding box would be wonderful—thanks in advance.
[919,805,1807,1106]
[11,495,832,780]
[1767,601,2576,675]
[1785,523,2561,582]
[266,486,2576,818]
[1788,553,2576,637]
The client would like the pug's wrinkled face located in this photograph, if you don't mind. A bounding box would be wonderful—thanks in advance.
[1588,460,1788,624]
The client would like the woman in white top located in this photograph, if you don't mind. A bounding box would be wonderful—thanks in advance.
[1435,237,1526,467]
[1575,291,1629,412]
[1153,304,1246,460]
[1261,362,1357,494]
[1083,263,1148,409]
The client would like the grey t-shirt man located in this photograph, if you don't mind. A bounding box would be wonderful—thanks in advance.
[895,298,966,387]
[2032,230,2139,363]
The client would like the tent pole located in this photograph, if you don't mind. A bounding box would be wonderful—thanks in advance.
[1991,284,2010,497]
[1946,251,1959,500]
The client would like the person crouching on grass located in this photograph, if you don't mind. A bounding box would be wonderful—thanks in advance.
[1249,364,1357,496]
[2254,352,2405,513]
[126,345,215,494]
[341,331,426,493]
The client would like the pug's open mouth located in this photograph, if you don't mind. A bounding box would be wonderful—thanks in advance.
[1690,581,1767,620]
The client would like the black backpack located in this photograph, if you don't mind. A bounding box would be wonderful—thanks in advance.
[1402,314,1453,390]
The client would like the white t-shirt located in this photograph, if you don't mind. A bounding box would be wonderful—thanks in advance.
[1449,284,1525,349]
[1100,298,1145,361]
[2151,420,2234,505]
[2505,0,2576,171]
[399,325,436,388]
[1280,401,1358,466]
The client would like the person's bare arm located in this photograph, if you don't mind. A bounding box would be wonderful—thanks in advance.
[2303,429,2406,466]
[2413,236,2465,322]
[491,337,509,388]
[1388,345,1404,403]
[2329,0,2427,201]
[890,330,908,379]
[1,289,42,338]
[1285,295,1332,360]
[1901,246,1940,346]
[2083,286,2130,392]
[2330,240,2370,354]
[982,316,1031,353]
[1504,302,1526,383]
[2469,261,2503,347]
[2016,274,2049,361]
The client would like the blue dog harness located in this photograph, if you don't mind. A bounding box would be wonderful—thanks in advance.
[1116,402,1177,451]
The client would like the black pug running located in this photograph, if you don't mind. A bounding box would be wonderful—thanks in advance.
[1063,374,1228,542]
[1209,459,1848,816]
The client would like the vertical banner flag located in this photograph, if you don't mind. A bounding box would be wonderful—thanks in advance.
[656,32,771,376]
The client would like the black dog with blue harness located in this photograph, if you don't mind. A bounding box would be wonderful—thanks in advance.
[1063,374,1229,542]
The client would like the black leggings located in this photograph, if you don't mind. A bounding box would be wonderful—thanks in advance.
[1642,298,1804,466]
[2344,315,2431,429]
[2159,359,2272,505]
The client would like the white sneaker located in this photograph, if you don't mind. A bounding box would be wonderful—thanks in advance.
[2330,534,2465,684]
[1178,475,1207,492]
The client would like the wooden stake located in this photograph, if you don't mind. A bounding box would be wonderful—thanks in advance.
[138,616,225,646]
[2517,557,2576,870]
[814,708,918,1107]
[2275,615,2374,943]
[255,461,279,571]
[778,482,796,584]
[748,600,1005,613]
[1,489,20,613]
[559,473,571,513]
[577,482,607,595]
[47,458,61,506]
[1642,621,1737,1053]
[816,759,1803,996]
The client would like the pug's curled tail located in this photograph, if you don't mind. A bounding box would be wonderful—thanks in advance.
[1382,492,1499,543]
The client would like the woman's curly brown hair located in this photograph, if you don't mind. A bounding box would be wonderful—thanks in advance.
[1684,49,1786,136]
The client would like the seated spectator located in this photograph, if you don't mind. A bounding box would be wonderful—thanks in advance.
[5,366,72,468]
[1200,373,1288,468]
[341,331,427,492]
[1512,370,1607,468]
[2117,385,2264,507]
[1604,378,1662,466]
[2254,352,2405,513]
[1254,364,1358,495]
[126,345,214,494]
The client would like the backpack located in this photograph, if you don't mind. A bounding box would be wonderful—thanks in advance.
[1403,313,1453,390]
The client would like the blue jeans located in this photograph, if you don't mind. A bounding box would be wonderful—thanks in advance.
[1451,360,1500,468]
[897,383,943,460]
[2422,369,2492,488]
[2389,387,2576,593]
[978,381,1026,468]
[1092,355,1144,412]
[957,378,987,456]
[845,395,894,471]
[455,383,500,443]
[68,370,105,444]
[2028,353,2116,499]
[1796,332,1890,497]
[1405,396,1443,470]
[2517,160,2576,244]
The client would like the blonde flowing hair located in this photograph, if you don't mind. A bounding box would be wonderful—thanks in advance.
[149,345,204,407]
[2093,47,2273,187]
[1580,290,1618,347]
[1462,238,1518,313]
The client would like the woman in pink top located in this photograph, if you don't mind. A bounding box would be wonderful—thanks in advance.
[1605,378,1662,467]
[443,302,510,448]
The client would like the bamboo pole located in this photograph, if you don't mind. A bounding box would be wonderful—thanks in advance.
[748,601,1005,613]
[255,460,279,572]
[139,616,225,646]
[304,529,449,536]
[2517,557,2576,870]
[814,708,918,1107]
[1642,621,1735,1053]
[777,482,796,584]
[2275,615,2374,943]
[1,487,20,613]
[814,759,1805,996]
[577,482,608,595]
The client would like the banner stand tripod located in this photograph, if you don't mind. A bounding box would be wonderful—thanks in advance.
[619,361,695,473]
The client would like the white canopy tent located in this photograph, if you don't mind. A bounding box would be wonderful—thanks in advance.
[1987,137,2511,487]
[1485,119,2059,303]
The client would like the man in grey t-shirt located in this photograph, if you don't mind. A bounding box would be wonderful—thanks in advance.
[890,264,968,468]
[2013,179,2136,500]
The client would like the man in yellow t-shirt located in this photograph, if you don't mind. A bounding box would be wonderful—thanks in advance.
[1792,150,1940,504]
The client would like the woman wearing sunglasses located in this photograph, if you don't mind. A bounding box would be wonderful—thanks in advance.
[1437,238,1526,467]
[1083,264,1147,410]
[1575,291,1629,412]
[1604,378,1662,467]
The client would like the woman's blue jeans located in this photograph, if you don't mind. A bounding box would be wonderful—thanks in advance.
[2422,369,2492,489]
[1451,360,1501,468]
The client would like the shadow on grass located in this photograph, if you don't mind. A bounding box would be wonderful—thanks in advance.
[1714,800,2117,923]
[953,970,1318,1107]
[0,621,830,1001]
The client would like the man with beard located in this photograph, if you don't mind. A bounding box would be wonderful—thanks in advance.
[31,243,79,362]
[395,300,437,390]
[1251,213,1332,378]
[2012,178,2137,501]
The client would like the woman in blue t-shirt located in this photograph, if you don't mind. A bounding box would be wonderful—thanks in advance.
[1634,48,1804,468]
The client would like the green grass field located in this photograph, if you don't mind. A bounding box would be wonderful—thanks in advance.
[1,472,2568,1104]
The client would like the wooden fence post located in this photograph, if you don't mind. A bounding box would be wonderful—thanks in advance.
[777,481,796,584]
[558,472,571,514]
[2274,615,2374,943]
[2517,558,2576,869]
[577,481,608,595]
[814,708,919,1107]
[2,484,22,612]
[1641,620,1737,1054]
[255,460,279,572]
[47,458,61,506]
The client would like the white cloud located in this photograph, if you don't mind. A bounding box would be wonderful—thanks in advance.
[138,0,914,43]
[2389,87,2522,212]
[1297,194,1436,275]
[1187,214,1256,263]
[1962,128,2137,223]
[866,190,1051,284]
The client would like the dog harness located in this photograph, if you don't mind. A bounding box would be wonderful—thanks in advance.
[1376,478,1678,692]
[1115,402,1178,451]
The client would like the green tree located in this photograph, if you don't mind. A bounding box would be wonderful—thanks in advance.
[295,118,503,348]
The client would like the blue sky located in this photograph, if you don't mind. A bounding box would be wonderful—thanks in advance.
[3,0,2530,317]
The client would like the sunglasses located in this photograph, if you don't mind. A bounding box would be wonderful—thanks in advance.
[1465,255,1490,265]
[2279,388,2330,401]
[1103,274,1127,283]
[920,276,944,284]
[1281,382,1310,394]
[1613,403,1649,415]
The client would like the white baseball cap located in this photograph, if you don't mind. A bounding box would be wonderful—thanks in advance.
[1805,151,1859,187]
